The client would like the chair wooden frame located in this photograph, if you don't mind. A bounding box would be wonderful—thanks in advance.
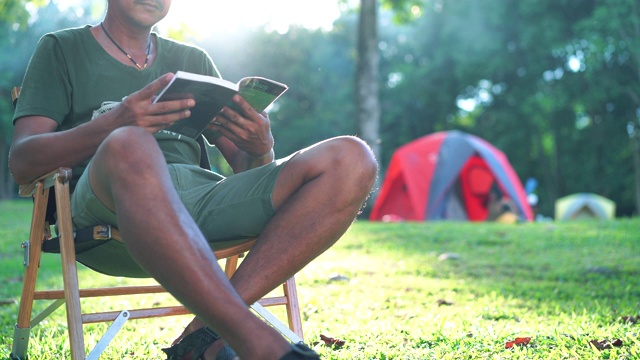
[10,88,303,360]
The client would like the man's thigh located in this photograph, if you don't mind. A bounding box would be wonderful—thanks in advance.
[71,154,294,241]
[71,166,118,230]
[172,155,295,242]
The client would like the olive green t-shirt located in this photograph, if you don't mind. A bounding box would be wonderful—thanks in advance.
[13,25,220,188]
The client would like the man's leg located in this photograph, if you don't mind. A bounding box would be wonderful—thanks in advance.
[232,135,378,303]
[88,127,291,359]
[182,135,378,358]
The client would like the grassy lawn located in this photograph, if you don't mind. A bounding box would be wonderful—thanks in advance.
[1,199,639,359]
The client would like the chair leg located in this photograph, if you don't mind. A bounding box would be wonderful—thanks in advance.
[85,310,131,360]
[283,277,304,340]
[251,302,303,343]
[11,183,49,360]
[54,175,85,360]
[224,255,240,278]
[223,254,304,341]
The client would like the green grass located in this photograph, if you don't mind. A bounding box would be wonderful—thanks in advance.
[1,199,639,359]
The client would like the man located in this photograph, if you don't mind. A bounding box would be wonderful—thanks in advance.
[9,0,378,359]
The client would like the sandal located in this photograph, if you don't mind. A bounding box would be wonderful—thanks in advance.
[162,326,237,360]
[279,342,320,360]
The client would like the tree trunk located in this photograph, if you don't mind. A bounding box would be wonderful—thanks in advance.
[0,140,9,199]
[631,4,640,217]
[357,0,381,197]
[631,125,640,216]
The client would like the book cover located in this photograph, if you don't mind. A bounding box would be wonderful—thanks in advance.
[154,71,288,138]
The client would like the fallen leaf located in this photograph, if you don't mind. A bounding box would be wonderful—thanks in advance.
[585,266,614,275]
[438,253,460,261]
[589,339,623,350]
[328,274,349,282]
[4,276,23,284]
[437,299,453,306]
[505,337,531,349]
[621,315,639,324]
[320,334,345,349]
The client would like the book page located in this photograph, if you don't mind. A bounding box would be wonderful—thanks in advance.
[237,77,288,112]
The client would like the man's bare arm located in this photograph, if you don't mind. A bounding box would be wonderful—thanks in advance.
[9,73,195,184]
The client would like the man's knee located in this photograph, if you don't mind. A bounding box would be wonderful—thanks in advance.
[100,126,155,153]
[96,126,160,170]
[303,136,378,200]
[327,136,378,180]
[89,127,169,205]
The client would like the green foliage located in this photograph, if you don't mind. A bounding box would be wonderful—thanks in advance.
[3,0,639,217]
[1,200,639,359]
[0,0,39,28]
[197,23,358,158]
[371,0,639,216]
[381,0,428,23]
[0,0,102,198]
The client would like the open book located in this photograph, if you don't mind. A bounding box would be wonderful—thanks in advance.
[154,71,288,138]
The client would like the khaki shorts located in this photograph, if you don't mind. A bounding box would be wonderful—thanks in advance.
[70,155,294,278]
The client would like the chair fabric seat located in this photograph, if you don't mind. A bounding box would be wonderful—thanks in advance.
[43,227,254,278]
[75,234,253,278]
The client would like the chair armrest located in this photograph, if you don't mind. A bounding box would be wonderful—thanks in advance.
[18,167,73,197]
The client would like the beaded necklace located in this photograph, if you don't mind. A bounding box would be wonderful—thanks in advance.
[100,22,151,70]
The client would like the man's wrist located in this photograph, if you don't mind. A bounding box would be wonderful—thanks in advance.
[249,148,274,161]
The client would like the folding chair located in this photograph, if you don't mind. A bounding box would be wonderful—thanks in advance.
[9,87,303,360]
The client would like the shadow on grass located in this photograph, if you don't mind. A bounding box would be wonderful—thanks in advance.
[2,200,639,358]
[343,220,640,316]
[0,200,178,356]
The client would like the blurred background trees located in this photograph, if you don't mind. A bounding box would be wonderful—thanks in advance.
[2,0,638,218]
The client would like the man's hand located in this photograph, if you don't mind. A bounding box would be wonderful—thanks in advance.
[208,94,275,159]
[115,73,195,133]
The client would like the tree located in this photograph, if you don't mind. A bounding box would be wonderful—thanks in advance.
[356,0,381,192]
[368,0,637,216]
[574,0,640,215]
[0,0,101,199]
[0,0,36,199]
[354,0,429,204]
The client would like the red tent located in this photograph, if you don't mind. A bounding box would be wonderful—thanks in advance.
[370,131,533,222]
